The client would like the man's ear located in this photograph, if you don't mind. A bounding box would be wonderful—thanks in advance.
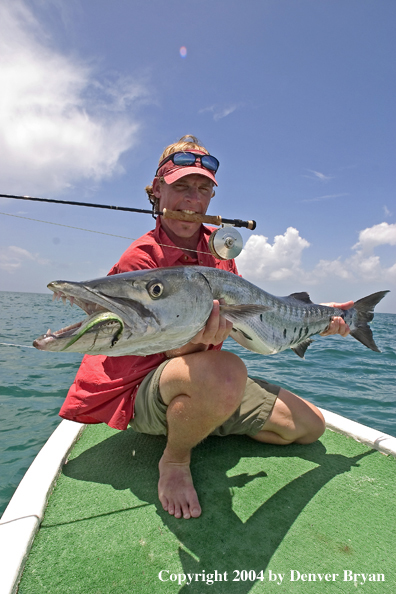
[152,177,162,198]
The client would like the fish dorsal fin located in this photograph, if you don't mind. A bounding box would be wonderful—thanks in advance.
[219,304,272,323]
[291,338,314,358]
[289,292,313,304]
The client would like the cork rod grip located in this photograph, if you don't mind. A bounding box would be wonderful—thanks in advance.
[161,208,222,226]
[161,208,256,230]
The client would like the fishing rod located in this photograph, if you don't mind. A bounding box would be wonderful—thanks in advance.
[0,193,256,230]
[1,193,257,260]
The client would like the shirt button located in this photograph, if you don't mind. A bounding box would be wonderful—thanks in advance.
[183,256,188,261]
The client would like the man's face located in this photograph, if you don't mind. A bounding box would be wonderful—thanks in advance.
[153,174,214,240]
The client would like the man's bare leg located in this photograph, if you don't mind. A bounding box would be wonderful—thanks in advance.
[158,350,247,519]
[252,388,326,445]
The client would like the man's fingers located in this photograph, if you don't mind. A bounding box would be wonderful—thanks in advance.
[191,300,232,346]
[321,316,350,337]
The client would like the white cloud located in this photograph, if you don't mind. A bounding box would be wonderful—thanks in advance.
[0,1,148,195]
[303,169,333,182]
[313,252,396,285]
[237,222,396,289]
[311,257,350,280]
[0,245,49,272]
[237,227,310,282]
[352,222,396,252]
[199,104,238,121]
[302,193,349,203]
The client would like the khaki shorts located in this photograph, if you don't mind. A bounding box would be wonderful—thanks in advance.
[129,359,280,438]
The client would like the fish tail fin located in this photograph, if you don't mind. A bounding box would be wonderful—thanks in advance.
[350,290,389,352]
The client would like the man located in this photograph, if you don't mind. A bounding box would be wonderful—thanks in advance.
[61,135,352,520]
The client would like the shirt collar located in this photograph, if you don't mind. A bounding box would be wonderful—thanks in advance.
[153,218,218,267]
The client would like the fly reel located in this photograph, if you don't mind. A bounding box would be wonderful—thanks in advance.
[208,226,243,260]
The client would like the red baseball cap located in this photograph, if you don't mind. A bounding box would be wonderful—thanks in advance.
[156,150,218,186]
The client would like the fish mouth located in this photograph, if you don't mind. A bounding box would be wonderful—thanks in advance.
[33,311,124,351]
[33,283,126,351]
[33,320,84,349]
[50,286,108,316]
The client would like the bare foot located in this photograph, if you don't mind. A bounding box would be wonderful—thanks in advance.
[158,454,201,519]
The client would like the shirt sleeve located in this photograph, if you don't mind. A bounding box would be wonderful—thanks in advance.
[60,240,166,430]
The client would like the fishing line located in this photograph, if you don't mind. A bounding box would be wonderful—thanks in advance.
[0,342,35,349]
[0,211,135,240]
[0,196,254,352]
[0,193,256,229]
[0,211,221,257]
[1,193,256,260]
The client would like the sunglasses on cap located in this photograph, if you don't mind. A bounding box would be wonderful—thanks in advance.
[156,151,220,176]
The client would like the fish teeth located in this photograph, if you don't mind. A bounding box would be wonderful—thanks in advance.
[52,291,70,304]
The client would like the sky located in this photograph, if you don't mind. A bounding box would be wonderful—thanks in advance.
[0,0,395,313]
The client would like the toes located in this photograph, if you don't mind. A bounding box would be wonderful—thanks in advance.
[190,504,201,518]
[158,457,201,519]
[170,497,190,519]
[160,494,198,520]
[180,501,191,520]
[159,494,169,513]
[189,495,201,518]
[173,505,183,519]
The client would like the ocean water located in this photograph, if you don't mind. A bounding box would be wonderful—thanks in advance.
[1,290,395,516]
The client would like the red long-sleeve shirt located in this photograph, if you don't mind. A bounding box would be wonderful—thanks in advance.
[59,219,238,430]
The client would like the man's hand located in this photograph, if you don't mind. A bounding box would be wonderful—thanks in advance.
[190,299,233,346]
[320,301,354,337]
[165,300,232,358]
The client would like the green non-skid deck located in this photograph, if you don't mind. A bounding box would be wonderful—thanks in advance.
[18,425,395,593]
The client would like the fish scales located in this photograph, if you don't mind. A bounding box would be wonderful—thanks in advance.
[197,268,343,355]
[32,266,389,359]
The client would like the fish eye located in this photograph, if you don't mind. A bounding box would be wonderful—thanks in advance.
[147,281,164,299]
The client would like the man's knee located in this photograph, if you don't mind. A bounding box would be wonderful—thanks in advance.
[160,350,247,416]
[295,409,326,444]
[207,350,246,384]
[256,389,326,445]
[199,351,247,416]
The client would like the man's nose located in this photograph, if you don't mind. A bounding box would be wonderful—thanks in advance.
[185,186,200,200]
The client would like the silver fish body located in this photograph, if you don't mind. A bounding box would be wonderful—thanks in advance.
[191,268,388,357]
[33,266,388,358]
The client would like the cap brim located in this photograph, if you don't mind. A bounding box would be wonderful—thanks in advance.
[163,166,218,186]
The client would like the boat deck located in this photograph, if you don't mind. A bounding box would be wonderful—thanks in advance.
[15,423,395,593]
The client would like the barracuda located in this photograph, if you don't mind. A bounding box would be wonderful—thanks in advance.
[33,266,389,358]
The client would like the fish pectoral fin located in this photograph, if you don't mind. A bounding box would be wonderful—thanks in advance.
[288,292,314,304]
[219,304,272,323]
[291,338,314,358]
[231,327,253,341]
